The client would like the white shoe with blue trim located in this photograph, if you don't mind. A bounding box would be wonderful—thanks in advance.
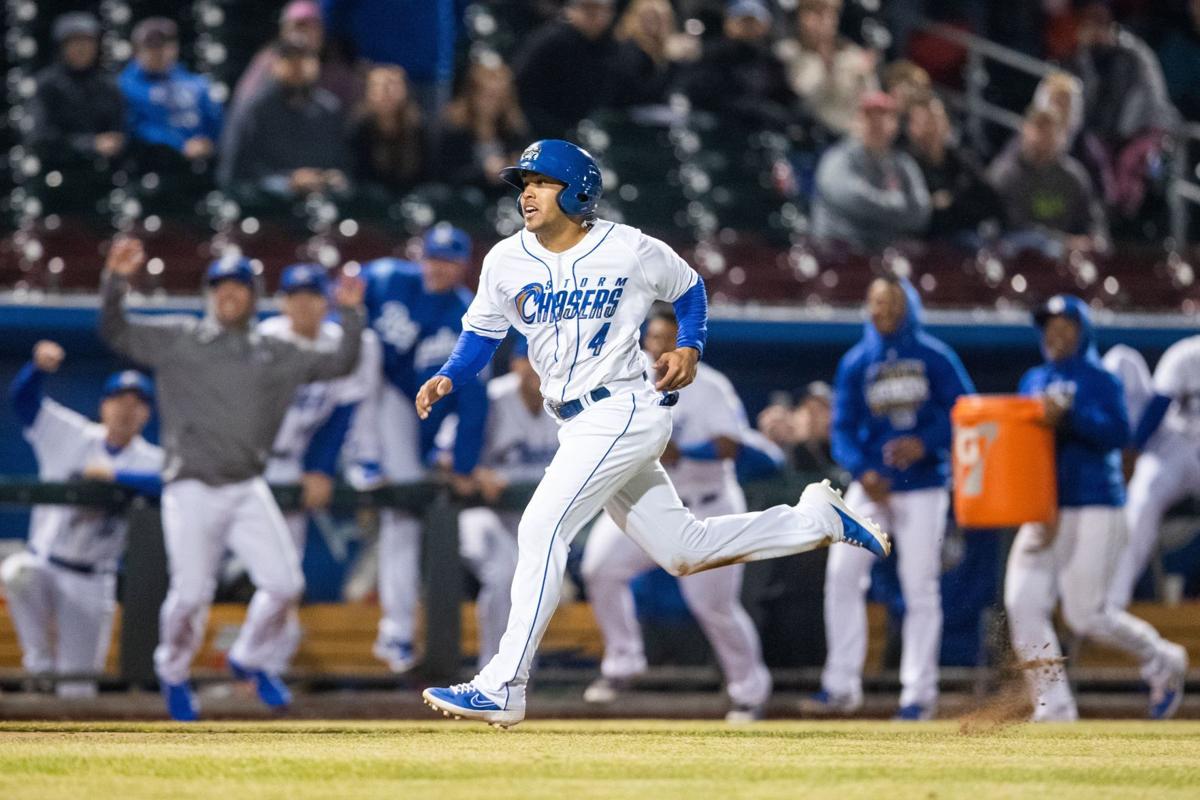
[803,480,891,558]
[422,683,525,728]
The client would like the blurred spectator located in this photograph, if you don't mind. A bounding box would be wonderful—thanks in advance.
[904,94,1002,243]
[881,59,932,116]
[119,18,222,171]
[514,0,617,139]
[1157,0,1200,121]
[675,0,798,132]
[217,38,351,197]
[26,12,125,168]
[609,0,699,108]
[811,92,931,252]
[987,106,1108,258]
[1069,0,1177,219]
[775,0,878,138]
[230,0,360,121]
[320,0,460,119]
[439,57,529,191]
[348,66,428,192]
[756,382,836,475]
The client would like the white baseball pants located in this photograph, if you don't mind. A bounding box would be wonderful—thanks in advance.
[473,388,842,710]
[1,554,116,698]
[154,478,304,685]
[820,484,948,708]
[1109,444,1200,609]
[1005,506,1181,720]
[457,507,520,670]
[582,488,773,707]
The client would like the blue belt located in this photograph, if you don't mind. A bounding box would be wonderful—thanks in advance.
[28,546,101,576]
[549,385,680,421]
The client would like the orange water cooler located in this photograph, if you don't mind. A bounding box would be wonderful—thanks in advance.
[951,395,1057,528]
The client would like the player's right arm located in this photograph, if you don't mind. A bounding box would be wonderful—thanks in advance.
[9,340,63,428]
[99,237,190,367]
[9,340,95,465]
[416,255,510,420]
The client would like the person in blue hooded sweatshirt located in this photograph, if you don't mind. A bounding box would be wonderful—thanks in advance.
[1005,295,1188,722]
[807,275,974,721]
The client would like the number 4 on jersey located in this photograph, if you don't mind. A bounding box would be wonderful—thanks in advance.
[588,323,611,357]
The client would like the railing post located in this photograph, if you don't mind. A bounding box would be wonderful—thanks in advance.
[420,490,463,682]
[119,498,168,688]
[965,48,988,157]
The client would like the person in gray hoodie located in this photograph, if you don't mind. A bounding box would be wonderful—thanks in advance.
[811,90,931,253]
[99,236,365,721]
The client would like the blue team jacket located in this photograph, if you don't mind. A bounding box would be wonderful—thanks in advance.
[119,63,223,151]
[363,258,488,474]
[1019,295,1128,508]
[832,279,975,492]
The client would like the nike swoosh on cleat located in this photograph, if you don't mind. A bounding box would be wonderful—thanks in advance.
[469,694,496,709]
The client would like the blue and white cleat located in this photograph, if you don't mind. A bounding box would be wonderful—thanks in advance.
[228,657,292,709]
[894,703,936,721]
[373,638,417,674]
[163,681,200,722]
[422,683,525,729]
[1149,644,1188,720]
[805,480,891,558]
[798,689,862,717]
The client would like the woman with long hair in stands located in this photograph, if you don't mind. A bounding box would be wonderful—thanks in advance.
[348,65,428,193]
[438,54,529,192]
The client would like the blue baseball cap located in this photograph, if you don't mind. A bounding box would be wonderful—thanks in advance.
[423,223,472,263]
[206,254,256,288]
[727,0,772,23]
[102,370,154,405]
[279,263,330,295]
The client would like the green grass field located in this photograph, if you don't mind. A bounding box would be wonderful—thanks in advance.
[1,720,1198,800]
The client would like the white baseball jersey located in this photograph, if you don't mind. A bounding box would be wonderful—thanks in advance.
[462,221,699,403]
[260,315,382,483]
[478,373,562,482]
[660,359,747,499]
[1152,335,1200,440]
[23,400,163,570]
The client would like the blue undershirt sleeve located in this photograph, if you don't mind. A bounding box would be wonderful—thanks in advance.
[303,403,357,476]
[672,277,708,356]
[679,441,721,461]
[1133,393,1171,451]
[112,470,163,497]
[435,331,503,388]
[9,361,45,428]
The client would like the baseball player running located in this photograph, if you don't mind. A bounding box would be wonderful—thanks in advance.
[259,263,382,675]
[808,275,974,721]
[99,237,365,721]
[437,339,560,669]
[1005,295,1188,722]
[414,139,890,728]
[2,342,162,698]
[1102,337,1200,609]
[347,223,489,674]
[581,306,773,723]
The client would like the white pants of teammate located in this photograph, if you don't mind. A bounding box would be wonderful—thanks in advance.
[154,478,305,685]
[372,383,425,649]
[1109,444,1200,609]
[262,512,310,675]
[582,488,773,708]
[820,484,947,709]
[1,553,115,698]
[472,388,842,711]
[457,508,520,670]
[1005,506,1181,721]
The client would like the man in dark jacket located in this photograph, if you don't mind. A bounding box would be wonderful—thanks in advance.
[26,12,125,168]
[513,0,617,139]
[1005,294,1188,722]
[217,38,352,197]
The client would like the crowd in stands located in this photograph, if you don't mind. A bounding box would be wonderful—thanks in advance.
[9,0,1197,289]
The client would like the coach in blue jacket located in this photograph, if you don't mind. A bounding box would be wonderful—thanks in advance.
[808,275,974,721]
[1005,294,1187,722]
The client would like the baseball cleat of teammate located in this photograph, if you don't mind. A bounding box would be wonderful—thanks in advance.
[163,682,200,722]
[229,657,292,709]
[416,139,888,727]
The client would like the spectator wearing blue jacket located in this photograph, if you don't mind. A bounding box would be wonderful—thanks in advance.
[119,18,223,171]
[1005,294,1188,723]
[809,275,974,721]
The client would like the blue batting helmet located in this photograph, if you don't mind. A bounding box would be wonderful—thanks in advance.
[279,263,329,295]
[206,254,256,289]
[500,139,603,218]
[423,223,472,263]
[102,370,154,405]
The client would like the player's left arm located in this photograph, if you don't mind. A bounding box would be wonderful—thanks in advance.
[1065,369,1131,451]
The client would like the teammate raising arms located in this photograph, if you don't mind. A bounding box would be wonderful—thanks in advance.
[416,139,891,728]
